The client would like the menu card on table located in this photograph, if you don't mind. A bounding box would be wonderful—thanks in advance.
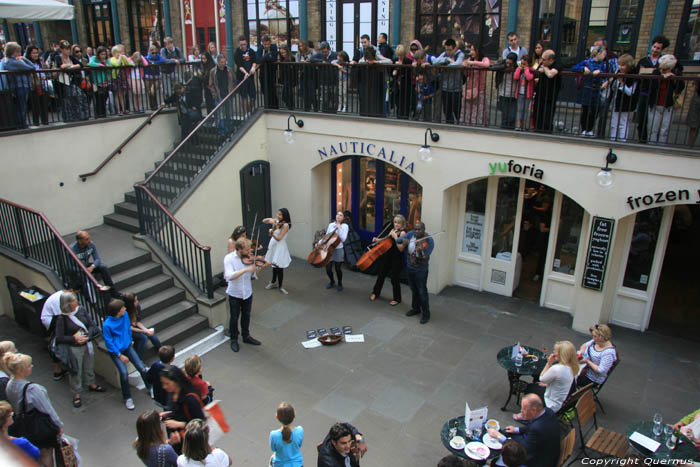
[629,432,660,452]
[465,402,488,432]
[511,342,521,359]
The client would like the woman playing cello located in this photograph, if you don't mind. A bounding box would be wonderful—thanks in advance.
[262,208,292,294]
[370,214,407,306]
[325,211,349,291]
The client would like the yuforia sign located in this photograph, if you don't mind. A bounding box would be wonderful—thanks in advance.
[488,160,544,179]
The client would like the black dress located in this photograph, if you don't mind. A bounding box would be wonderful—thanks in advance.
[358,63,386,117]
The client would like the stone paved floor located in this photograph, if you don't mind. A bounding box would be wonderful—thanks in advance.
[2,259,699,466]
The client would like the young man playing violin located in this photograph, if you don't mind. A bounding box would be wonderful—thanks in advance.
[224,237,268,352]
[369,214,407,306]
[398,222,434,324]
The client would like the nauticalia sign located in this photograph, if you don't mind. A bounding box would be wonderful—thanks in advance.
[317,141,416,174]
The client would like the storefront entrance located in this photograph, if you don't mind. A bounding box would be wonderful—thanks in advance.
[455,176,588,311]
[83,0,115,48]
[331,156,422,245]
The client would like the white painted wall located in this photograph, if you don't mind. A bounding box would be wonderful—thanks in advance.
[0,114,179,234]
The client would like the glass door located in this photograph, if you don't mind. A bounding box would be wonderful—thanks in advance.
[84,1,115,48]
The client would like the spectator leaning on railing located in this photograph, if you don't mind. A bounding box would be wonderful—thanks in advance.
[160,36,186,97]
[0,42,35,129]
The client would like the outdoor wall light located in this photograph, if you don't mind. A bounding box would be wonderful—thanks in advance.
[418,128,440,163]
[596,148,618,189]
[283,115,304,143]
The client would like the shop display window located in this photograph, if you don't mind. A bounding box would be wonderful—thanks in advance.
[491,177,519,261]
[359,158,376,231]
[623,207,663,291]
[407,179,423,229]
[677,0,700,62]
[246,0,300,50]
[383,165,402,227]
[552,195,584,275]
[463,179,487,255]
[336,159,353,213]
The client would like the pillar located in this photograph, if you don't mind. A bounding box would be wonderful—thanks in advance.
[391,0,400,46]
[300,0,307,40]
[110,0,121,44]
[225,0,233,64]
[163,0,172,37]
[67,0,78,44]
[33,23,43,49]
[507,0,519,36]
[648,0,669,53]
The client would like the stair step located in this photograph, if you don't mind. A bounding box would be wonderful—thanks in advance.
[121,273,174,300]
[160,165,200,178]
[112,261,162,289]
[155,314,209,347]
[109,251,152,275]
[139,287,186,316]
[141,300,198,332]
[147,185,179,202]
[150,174,187,189]
[124,191,136,204]
[114,201,138,219]
[103,213,139,233]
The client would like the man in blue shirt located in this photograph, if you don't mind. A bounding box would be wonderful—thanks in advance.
[70,230,119,297]
[399,222,434,324]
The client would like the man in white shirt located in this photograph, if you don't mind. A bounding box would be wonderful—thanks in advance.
[502,32,528,64]
[224,238,266,352]
[41,282,81,379]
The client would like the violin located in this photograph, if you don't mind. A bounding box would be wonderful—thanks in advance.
[307,224,342,268]
[356,224,398,271]
[241,252,268,267]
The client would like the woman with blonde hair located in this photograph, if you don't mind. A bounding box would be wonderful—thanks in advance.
[109,44,131,115]
[5,352,63,467]
[0,340,16,400]
[578,324,617,388]
[177,418,231,466]
[0,400,40,461]
[370,214,407,306]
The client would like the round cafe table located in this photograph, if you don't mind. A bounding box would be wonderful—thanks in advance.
[496,345,546,411]
[440,416,501,464]
[626,421,699,462]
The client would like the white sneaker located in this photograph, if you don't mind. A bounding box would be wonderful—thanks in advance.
[279,287,288,295]
[341,106,346,112]
[125,398,135,410]
[337,105,342,112]
[265,282,277,290]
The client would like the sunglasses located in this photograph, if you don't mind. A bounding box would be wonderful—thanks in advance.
[589,324,600,333]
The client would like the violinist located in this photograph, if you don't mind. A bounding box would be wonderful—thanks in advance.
[325,211,349,291]
[224,238,264,352]
[262,208,292,295]
[227,225,247,253]
[398,221,434,324]
[369,215,407,306]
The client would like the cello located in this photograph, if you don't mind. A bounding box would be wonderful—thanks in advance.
[308,226,342,267]
[355,223,395,271]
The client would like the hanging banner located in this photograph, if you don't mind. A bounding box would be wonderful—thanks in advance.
[377,0,389,39]
[184,0,192,24]
[219,0,226,23]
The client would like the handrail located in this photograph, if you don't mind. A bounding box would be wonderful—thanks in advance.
[78,105,166,181]
[143,70,256,185]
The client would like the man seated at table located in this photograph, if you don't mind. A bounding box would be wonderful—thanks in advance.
[437,454,477,467]
[318,422,367,467]
[487,394,560,467]
[673,408,700,453]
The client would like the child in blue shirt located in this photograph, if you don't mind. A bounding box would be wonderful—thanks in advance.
[269,402,303,467]
[414,70,436,122]
[103,299,150,410]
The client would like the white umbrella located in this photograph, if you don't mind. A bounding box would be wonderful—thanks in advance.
[0,0,74,21]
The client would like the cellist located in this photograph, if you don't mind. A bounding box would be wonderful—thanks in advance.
[369,214,407,306]
[325,211,349,291]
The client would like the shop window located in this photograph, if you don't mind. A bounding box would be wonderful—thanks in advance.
[623,207,663,291]
[84,1,114,48]
[676,0,700,62]
[323,0,386,56]
[246,0,300,50]
[416,0,501,57]
[336,159,353,213]
[491,177,520,261]
[552,195,584,275]
[407,179,423,230]
[359,158,377,231]
[463,179,488,255]
[382,165,402,227]
[612,0,642,56]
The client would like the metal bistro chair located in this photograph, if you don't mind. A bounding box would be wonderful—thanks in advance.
[591,351,620,414]
[568,390,628,465]
[558,429,576,467]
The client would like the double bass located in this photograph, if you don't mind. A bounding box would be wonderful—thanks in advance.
[308,226,341,268]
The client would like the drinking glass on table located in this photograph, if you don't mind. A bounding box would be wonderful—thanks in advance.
[664,425,673,440]
[653,413,663,437]
[473,425,482,441]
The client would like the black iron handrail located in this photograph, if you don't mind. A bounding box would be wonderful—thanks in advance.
[0,197,111,326]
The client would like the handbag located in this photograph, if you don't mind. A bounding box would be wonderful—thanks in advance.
[8,383,60,447]
[56,436,78,467]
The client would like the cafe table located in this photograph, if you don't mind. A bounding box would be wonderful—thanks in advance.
[626,421,699,462]
[496,345,546,411]
[440,416,501,464]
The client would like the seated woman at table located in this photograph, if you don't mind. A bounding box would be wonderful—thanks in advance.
[673,408,700,452]
[519,341,578,418]
[577,324,617,388]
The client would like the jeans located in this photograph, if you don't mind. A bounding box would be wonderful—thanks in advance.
[228,295,252,340]
[133,331,162,358]
[610,111,631,141]
[407,268,429,319]
[109,345,149,400]
[648,105,673,143]
[15,87,30,128]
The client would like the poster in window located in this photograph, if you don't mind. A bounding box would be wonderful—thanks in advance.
[463,212,484,255]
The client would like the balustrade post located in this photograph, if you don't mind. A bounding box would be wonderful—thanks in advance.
[204,249,214,299]
[12,206,29,258]
[135,186,147,235]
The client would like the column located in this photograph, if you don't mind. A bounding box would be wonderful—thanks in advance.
[225,0,233,64]
[67,0,79,44]
[391,0,400,46]
[110,0,121,43]
[648,0,669,52]
[507,0,519,35]
[300,0,307,40]
[163,0,172,37]
[33,23,43,49]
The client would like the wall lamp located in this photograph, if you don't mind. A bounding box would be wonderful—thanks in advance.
[418,128,440,163]
[283,115,304,143]
[596,148,618,189]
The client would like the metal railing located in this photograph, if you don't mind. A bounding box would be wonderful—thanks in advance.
[0,198,111,326]
[261,61,700,149]
[0,62,209,131]
[134,73,257,298]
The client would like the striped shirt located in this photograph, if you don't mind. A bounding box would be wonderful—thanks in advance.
[582,340,617,384]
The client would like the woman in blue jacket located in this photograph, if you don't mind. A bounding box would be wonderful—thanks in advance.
[572,46,609,137]
[0,42,35,128]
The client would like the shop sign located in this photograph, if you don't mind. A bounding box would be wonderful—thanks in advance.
[488,160,543,179]
[317,141,415,174]
[582,217,615,291]
[463,212,484,255]
[625,189,698,211]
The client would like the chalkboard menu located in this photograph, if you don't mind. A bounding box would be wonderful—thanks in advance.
[582,217,615,291]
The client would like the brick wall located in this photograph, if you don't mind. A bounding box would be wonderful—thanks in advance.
[308,0,322,44]
[400,0,417,47]
[661,0,685,54]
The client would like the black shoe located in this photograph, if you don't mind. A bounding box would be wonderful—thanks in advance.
[420,316,430,324]
[53,370,66,381]
[230,341,239,352]
[242,336,261,345]
[406,309,420,317]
